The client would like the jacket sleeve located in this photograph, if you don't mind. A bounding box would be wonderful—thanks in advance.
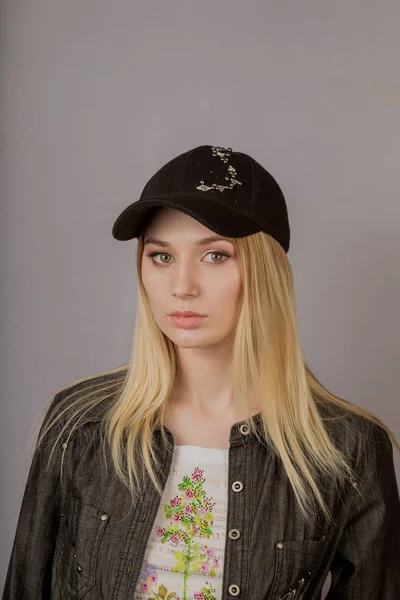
[326,421,400,599]
[2,393,68,599]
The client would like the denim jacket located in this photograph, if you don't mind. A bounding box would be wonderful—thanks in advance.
[3,368,400,599]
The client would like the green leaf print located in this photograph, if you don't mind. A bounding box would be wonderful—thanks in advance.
[172,550,187,573]
[158,585,167,598]
[194,581,217,600]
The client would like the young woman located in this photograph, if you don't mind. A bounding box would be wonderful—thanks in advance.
[3,145,400,600]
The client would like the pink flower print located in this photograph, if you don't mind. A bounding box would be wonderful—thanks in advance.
[170,496,181,507]
[192,467,204,482]
[213,558,220,567]
[205,547,215,557]
[150,573,157,584]
[200,562,210,574]
[185,489,195,499]
[198,507,206,516]
[185,505,192,513]
[173,513,181,521]
[194,593,205,600]
[140,582,149,592]
[156,527,164,537]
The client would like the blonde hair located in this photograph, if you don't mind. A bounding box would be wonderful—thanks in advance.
[37,229,399,526]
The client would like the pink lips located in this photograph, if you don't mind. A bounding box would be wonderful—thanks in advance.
[169,315,206,328]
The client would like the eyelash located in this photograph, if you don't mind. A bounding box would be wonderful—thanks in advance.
[146,250,230,265]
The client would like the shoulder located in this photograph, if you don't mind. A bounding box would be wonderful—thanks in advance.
[315,399,394,474]
[41,364,128,437]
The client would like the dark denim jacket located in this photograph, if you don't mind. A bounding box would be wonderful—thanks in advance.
[3,369,400,599]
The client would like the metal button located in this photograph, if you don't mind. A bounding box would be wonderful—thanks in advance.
[61,442,67,449]
[76,564,82,573]
[232,481,243,492]
[228,528,241,540]
[100,513,108,521]
[239,423,250,435]
[277,541,284,548]
[352,481,359,489]
[228,583,240,596]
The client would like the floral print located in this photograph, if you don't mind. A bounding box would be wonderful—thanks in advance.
[135,447,228,600]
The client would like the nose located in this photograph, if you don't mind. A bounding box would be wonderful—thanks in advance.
[171,262,200,299]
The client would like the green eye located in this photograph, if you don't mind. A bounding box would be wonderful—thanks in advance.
[147,252,171,264]
[207,251,227,262]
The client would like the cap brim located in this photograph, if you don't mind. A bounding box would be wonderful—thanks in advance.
[112,192,261,241]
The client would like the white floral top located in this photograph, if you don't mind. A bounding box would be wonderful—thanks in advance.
[134,444,229,600]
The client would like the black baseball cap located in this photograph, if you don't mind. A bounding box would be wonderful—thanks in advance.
[112,145,290,253]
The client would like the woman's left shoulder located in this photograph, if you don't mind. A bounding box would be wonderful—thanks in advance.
[316,400,394,466]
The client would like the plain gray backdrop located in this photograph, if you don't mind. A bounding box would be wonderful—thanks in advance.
[1,0,399,594]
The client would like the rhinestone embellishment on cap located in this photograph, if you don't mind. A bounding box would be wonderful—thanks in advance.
[196,146,242,192]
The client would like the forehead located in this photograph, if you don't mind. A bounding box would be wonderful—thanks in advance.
[144,234,234,247]
[143,207,234,246]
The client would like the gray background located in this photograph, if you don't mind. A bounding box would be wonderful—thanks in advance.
[1,0,399,594]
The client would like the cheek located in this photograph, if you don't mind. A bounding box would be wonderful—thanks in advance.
[212,275,243,313]
[141,272,165,312]
[141,266,162,293]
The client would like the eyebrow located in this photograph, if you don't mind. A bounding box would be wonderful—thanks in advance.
[144,235,234,247]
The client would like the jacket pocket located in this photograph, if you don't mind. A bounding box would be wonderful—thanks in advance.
[268,536,327,600]
[54,494,110,598]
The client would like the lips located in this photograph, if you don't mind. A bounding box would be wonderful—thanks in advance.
[170,311,204,317]
[169,314,206,329]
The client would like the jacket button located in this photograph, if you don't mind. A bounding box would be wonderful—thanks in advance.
[239,423,250,435]
[277,541,284,548]
[61,442,67,449]
[232,481,243,492]
[228,583,240,596]
[228,528,241,540]
[100,513,108,521]
[76,564,82,574]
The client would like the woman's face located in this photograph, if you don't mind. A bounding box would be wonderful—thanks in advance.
[141,207,243,350]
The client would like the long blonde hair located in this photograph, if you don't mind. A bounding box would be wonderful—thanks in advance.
[38,229,399,526]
